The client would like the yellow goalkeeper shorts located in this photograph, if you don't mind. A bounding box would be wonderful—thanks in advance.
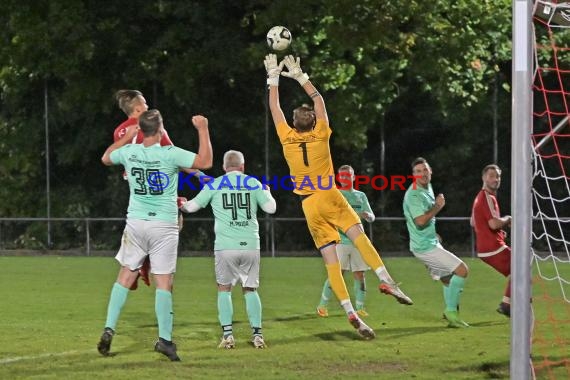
[300,188,361,250]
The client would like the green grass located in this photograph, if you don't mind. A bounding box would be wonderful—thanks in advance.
[0,256,567,379]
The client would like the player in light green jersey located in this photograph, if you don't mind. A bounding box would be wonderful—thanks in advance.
[403,157,469,328]
[97,109,213,361]
[316,165,375,318]
[180,150,276,349]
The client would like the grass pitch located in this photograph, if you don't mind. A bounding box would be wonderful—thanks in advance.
[0,256,565,379]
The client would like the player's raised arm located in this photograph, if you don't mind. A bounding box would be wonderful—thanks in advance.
[189,115,213,170]
[161,126,207,177]
[265,54,286,126]
[101,125,139,166]
[281,55,328,125]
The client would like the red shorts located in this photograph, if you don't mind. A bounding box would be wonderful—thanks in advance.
[479,246,511,277]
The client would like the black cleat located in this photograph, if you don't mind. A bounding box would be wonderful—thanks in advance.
[97,328,114,356]
[154,338,181,361]
[497,302,511,318]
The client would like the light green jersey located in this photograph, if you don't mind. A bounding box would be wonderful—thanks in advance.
[192,171,273,250]
[403,183,439,253]
[110,143,195,223]
[338,189,373,245]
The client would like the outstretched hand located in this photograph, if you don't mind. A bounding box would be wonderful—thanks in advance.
[280,55,309,86]
[264,54,285,85]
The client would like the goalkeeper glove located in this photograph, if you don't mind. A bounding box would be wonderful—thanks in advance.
[281,55,309,86]
[264,54,285,86]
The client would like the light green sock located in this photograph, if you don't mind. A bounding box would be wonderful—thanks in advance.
[104,282,129,330]
[354,278,366,310]
[443,284,450,309]
[446,275,466,312]
[244,291,262,329]
[217,291,233,328]
[319,279,333,307]
[155,289,173,341]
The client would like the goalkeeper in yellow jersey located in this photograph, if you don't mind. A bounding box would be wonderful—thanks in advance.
[265,54,413,339]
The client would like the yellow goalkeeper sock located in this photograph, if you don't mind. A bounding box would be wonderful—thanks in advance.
[325,262,350,302]
[353,233,384,271]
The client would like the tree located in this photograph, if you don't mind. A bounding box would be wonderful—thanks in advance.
[0,0,513,250]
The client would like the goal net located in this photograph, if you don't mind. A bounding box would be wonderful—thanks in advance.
[531,1,570,378]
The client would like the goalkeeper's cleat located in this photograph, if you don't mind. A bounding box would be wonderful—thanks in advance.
[154,338,181,361]
[348,313,375,340]
[97,327,114,356]
[252,335,267,349]
[218,335,235,349]
[379,281,413,305]
[496,302,511,318]
[316,306,329,317]
[443,310,469,328]
[356,308,369,317]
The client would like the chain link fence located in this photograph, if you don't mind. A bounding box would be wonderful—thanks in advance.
[0,217,476,258]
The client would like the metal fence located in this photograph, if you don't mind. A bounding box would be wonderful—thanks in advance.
[0,216,476,257]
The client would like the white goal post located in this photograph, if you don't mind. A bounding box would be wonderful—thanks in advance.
[511,1,533,379]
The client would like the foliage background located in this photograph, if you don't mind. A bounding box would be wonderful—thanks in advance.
[0,0,514,250]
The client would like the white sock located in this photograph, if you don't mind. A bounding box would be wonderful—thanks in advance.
[375,266,392,283]
[340,299,355,315]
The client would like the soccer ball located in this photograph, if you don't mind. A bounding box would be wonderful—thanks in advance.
[266,26,292,51]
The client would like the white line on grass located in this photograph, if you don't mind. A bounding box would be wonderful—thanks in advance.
[0,350,90,364]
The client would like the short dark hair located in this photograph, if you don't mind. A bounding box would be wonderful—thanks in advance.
[115,89,143,116]
[138,109,162,137]
[482,164,501,176]
[411,157,427,170]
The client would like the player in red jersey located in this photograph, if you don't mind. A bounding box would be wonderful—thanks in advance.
[113,90,174,146]
[113,89,205,290]
[470,164,512,317]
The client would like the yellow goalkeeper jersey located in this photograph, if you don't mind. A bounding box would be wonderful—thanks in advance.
[276,119,335,195]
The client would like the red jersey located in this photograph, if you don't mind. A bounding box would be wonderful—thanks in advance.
[113,117,173,145]
[471,189,507,256]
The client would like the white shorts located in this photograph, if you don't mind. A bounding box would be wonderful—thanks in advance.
[413,245,464,280]
[337,244,369,272]
[214,249,260,288]
[115,219,179,275]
